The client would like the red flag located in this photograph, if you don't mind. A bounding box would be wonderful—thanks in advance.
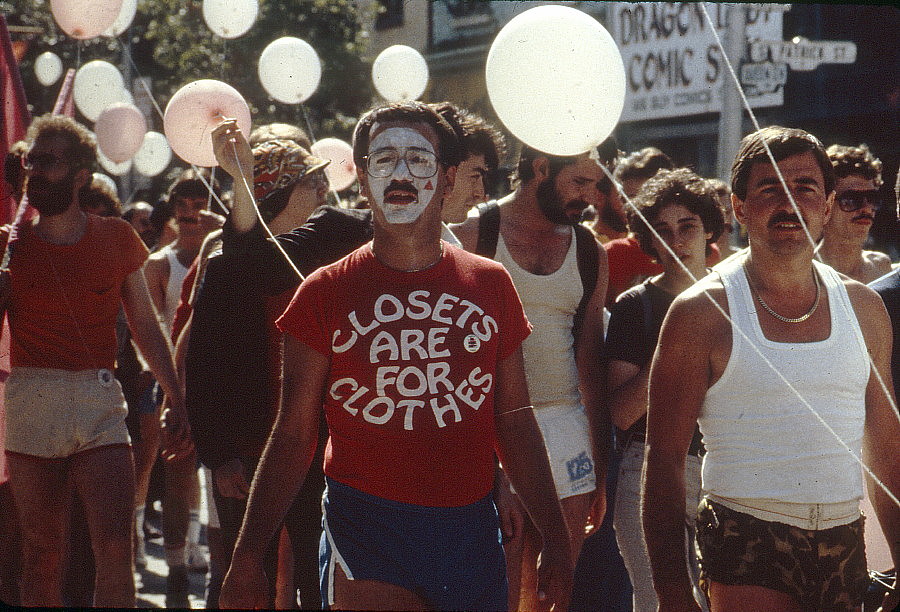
[0,15,30,226]
[52,68,75,117]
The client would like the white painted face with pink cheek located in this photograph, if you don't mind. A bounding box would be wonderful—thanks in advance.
[367,126,438,224]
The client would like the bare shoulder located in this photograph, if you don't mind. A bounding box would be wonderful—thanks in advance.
[666,273,729,335]
[448,215,480,253]
[843,276,891,332]
[864,249,893,275]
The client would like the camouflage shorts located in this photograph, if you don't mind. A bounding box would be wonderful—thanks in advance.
[695,498,868,611]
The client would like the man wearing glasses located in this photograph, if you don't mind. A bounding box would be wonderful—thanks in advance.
[0,115,187,605]
[817,144,892,283]
[214,102,573,611]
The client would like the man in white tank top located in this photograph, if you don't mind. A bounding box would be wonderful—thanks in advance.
[453,144,610,610]
[642,126,898,612]
[143,169,225,605]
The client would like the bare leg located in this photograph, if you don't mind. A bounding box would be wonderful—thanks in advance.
[70,445,136,607]
[332,563,428,611]
[709,582,806,612]
[133,410,160,513]
[163,450,197,565]
[6,452,72,606]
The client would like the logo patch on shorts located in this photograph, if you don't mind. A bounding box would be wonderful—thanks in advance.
[463,334,481,353]
[566,451,594,482]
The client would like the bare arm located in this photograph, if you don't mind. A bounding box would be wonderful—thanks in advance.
[143,254,168,319]
[212,119,257,235]
[219,335,327,608]
[608,361,648,431]
[494,347,574,612]
[642,294,717,612]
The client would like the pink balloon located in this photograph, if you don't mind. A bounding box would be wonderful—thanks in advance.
[163,79,251,167]
[311,138,356,191]
[50,0,123,40]
[95,102,147,163]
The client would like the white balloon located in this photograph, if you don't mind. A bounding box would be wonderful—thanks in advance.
[96,146,132,176]
[73,60,128,122]
[258,37,322,104]
[203,0,258,39]
[35,51,63,87]
[92,172,118,196]
[95,102,146,163]
[133,131,172,177]
[50,0,122,40]
[311,138,356,191]
[372,45,428,102]
[103,0,137,37]
[485,5,626,156]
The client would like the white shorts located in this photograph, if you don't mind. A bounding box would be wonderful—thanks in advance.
[533,404,596,499]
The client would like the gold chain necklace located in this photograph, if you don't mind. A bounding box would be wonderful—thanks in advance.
[744,264,821,324]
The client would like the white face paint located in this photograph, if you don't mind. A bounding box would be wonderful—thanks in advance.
[367,126,438,224]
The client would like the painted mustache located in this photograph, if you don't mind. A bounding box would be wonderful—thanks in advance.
[384,181,418,199]
[768,211,804,227]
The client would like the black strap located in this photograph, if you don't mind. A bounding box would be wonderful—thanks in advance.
[572,223,599,345]
[474,200,500,258]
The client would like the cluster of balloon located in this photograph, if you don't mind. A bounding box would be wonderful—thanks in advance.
[258,37,321,105]
[164,79,251,168]
[133,132,172,178]
[50,0,123,39]
[95,102,146,164]
[372,45,429,102]
[485,5,626,156]
[311,138,356,192]
[103,0,137,38]
[73,60,132,122]
[34,51,63,86]
[203,0,258,39]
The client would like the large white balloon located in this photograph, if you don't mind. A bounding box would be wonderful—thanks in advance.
[96,147,132,176]
[103,0,137,37]
[50,0,122,40]
[372,45,428,102]
[485,5,626,156]
[35,52,63,87]
[311,138,356,191]
[95,103,146,163]
[203,0,258,39]
[133,131,172,177]
[163,79,252,167]
[73,60,129,122]
[258,37,322,104]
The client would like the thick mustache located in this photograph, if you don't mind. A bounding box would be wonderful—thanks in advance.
[768,211,804,227]
[384,181,417,197]
[852,212,875,222]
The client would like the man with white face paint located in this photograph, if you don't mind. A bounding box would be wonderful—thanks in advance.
[217,102,574,611]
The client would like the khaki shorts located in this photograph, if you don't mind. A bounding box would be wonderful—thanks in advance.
[533,404,596,499]
[5,367,131,458]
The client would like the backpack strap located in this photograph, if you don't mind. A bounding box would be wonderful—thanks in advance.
[638,279,654,344]
[572,223,599,344]
[475,200,500,259]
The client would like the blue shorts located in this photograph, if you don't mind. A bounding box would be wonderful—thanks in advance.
[319,477,507,611]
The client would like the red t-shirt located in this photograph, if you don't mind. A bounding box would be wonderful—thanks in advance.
[277,242,531,507]
[3,215,149,370]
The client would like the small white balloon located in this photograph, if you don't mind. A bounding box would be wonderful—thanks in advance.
[203,0,258,39]
[50,0,122,40]
[103,0,137,37]
[96,146,132,176]
[485,5,626,156]
[311,138,356,191]
[35,52,63,86]
[95,102,146,163]
[92,172,118,196]
[372,45,428,102]
[258,37,322,104]
[73,60,128,121]
[133,131,172,177]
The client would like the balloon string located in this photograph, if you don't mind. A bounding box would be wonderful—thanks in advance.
[299,104,345,207]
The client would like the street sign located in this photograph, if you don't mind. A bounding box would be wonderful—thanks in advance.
[740,61,788,95]
[749,37,857,71]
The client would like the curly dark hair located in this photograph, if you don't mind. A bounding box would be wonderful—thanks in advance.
[429,102,505,172]
[614,147,674,184]
[79,175,122,217]
[627,168,725,259]
[165,167,222,206]
[826,144,883,188]
[25,114,96,172]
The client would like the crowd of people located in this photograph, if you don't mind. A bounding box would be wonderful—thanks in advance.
[0,99,896,612]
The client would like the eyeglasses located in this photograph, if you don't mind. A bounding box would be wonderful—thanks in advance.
[21,152,69,171]
[836,189,881,212]
[365,148,438,179]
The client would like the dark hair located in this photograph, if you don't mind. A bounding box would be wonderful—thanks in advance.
[352,101,463,170]
[25,114,96,172]
[4,140,27,197]
[122,200,153,223]
[249,122,312,150]
[429,102,505,172]
[826,144,883,188]
[515,135,619,190]
[614,147,674,184]
[731,126,834,200]
[628,168,725,259]
[166,167,222,207]
[79,175,122,217]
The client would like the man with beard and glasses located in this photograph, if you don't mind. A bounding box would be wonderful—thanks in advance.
[0,115,188,606]
[816,144,892,284]
[643,127,898,612]
[143,168,224,605]
[452,144,610,611]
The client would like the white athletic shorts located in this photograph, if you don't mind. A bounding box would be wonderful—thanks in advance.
[533,404,597,499]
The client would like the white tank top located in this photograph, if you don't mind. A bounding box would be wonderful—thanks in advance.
[495,229,582,411]
[700,254,868,504]
[162,245,190,334]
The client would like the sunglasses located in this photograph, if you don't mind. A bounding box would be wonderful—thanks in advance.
[836,189,881,213]
[21,152,70,171]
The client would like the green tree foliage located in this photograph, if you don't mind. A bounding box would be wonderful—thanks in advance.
[3,0,374,140]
